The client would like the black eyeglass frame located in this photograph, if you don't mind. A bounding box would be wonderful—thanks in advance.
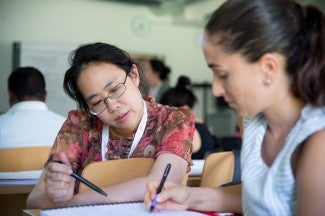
[89,73,128,115]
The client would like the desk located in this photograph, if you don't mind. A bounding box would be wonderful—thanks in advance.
[187,175,201,187]
[188,160,204,187]
[0,179,38,194]
[21,162,205,216]
[0,179,38,216]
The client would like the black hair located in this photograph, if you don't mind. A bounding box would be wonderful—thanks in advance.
[8,66,46,101]
[205,0,325,106]
[160,75,197,108]
[149,58,171,81]
[63,42,146,112]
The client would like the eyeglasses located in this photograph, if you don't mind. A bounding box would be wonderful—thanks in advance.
[89,74,128,115]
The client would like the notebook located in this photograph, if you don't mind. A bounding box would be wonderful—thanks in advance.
[40,202,211,216]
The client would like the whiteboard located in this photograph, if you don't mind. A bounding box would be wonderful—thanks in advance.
[13,42,79,116]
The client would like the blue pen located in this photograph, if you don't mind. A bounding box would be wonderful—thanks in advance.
[149,163,171,212]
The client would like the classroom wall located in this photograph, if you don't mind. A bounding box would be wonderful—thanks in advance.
[0,0,225,115]
[1,0,322,136]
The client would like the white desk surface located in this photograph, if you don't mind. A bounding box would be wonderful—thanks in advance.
[189,160,205,176]
[0,170,41,194]
[0,170,42,180]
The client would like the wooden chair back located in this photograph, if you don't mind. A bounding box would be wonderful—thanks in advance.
[79,158,188,193]
[200,151,235,187]
[0,146,50,172]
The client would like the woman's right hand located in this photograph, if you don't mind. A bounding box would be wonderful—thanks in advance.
[44,152,75,205]
[144,180,192,212]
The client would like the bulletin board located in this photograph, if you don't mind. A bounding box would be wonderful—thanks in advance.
[13,42,79,116]
[12,42,160,117]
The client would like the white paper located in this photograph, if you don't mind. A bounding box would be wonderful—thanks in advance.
[189,160,205,175]
[0,170,42,179]
[40,202,207,216]
[0,178,38,185]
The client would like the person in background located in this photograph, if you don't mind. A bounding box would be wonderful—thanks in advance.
[145,0,325,215]
[142,58,171,103]
[0,67,66,149]
[27,42,195,209]
[160,75,215,159]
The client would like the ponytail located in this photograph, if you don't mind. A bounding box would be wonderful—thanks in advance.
[292,5,325,106]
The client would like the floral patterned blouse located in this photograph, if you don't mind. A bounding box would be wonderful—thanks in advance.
[47,97,195,193]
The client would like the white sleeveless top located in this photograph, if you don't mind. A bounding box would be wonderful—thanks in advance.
[241,105,325,215]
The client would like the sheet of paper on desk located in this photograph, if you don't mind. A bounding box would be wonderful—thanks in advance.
[40,202,210,216]
[0,170,42,179]
[189,159,205,176]
[0,178,38,185]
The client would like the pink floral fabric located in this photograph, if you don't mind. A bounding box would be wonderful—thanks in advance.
[47,97,194,193]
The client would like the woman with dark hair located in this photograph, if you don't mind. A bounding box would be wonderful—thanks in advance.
[145,0,325,214]
[143,58,171,103]
[160,75,215,159]
[27,42,195,208]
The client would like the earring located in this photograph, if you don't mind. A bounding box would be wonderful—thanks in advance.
[264,79,272,85]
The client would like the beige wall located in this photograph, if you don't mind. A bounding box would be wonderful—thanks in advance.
[0,0,225,115]
[1,0,322,136]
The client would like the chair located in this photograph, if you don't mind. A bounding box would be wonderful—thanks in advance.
[0,146,51,172]
[200,151,238,187]
[79,158,188,193]
[0,146,51,216]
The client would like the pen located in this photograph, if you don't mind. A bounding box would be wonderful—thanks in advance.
[51,160,108,197]
[149,163,171,212]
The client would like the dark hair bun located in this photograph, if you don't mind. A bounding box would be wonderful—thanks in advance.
[176,75,191,89]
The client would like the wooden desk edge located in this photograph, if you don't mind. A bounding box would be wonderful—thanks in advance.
[23,209,40,216]
[187,175,201,187]
[0,184,35,194]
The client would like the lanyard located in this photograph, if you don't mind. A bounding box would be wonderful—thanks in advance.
[101,100,147,160]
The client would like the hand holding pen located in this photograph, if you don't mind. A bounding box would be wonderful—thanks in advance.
[48,153,107,198]
[149,163,171,212]
[50,160,108,197]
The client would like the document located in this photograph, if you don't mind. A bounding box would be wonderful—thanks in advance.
[40,202,211,216]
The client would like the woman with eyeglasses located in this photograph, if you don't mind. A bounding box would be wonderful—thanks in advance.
[144,0,325,215]
[27,42,195,208]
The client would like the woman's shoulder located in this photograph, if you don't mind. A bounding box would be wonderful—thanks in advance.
[67,109,88,122]
[145,97,194,130]
[66,109,102,129]
[146,96,192,114]
[156,103,194,120]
